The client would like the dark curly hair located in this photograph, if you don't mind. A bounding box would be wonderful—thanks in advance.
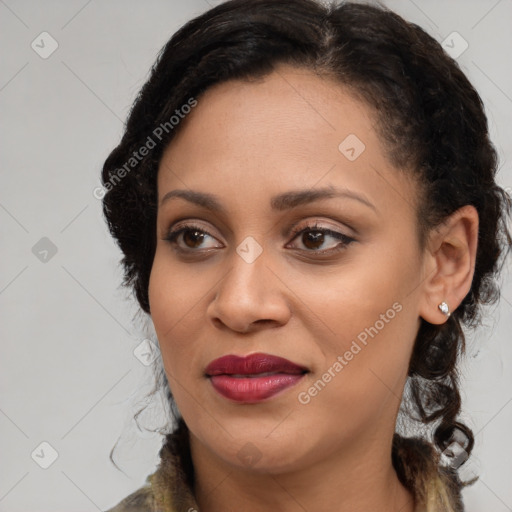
[101,0,512,510]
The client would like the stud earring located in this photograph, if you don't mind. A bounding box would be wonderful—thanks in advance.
[438,301,451,318]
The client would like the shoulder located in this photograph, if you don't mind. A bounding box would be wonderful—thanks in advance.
[104,426,197,512]
[103,480,165,512]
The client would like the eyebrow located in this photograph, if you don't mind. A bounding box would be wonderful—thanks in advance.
[160,186,377,213]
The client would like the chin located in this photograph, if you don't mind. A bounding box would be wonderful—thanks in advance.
[203,426,316,474]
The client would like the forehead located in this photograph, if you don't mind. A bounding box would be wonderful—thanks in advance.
[157,64,418,221]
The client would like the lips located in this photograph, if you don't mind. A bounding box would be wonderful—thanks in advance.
[205,353,308,403]
[205,353,308,377]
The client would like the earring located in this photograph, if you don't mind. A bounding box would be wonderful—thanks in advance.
[438,301,451,318]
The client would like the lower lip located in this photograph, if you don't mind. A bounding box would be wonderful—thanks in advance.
[208,373,305,403]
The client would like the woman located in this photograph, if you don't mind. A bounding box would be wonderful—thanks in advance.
[100,1,512,511]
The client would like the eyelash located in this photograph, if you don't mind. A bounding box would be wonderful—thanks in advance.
[163,221,355,256]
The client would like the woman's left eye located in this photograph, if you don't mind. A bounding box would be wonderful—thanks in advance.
[163,222,355,255]
[287,222,355,254]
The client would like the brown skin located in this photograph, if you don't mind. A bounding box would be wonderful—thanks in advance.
[148,64,478,512]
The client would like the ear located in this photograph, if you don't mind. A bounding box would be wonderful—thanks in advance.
[418,205,479,325]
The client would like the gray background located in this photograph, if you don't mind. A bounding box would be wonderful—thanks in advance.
[1,0,511,510]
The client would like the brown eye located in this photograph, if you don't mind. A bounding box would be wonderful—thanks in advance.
[182,229,206,248]
[288,222,355,254]
[164,223,222,251]
[301,230,326,250]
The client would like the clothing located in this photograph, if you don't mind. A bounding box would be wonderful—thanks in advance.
[103,423,456,512]
[104,466,424,512]
[105,422,198,512]
[104,460,197,512]
[103,479,169,512]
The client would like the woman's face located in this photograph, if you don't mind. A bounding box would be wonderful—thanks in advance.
[148,64,428,474]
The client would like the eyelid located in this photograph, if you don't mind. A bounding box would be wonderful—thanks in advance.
[163,221,223,248]
[163,217,356,255]
[161,218,221,241]
[163,217,351,242]
[285,217,356,239]
[286,221,355,252]
[165,213,357,239]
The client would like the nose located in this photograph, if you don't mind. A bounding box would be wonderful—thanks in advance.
[207,248,292,334]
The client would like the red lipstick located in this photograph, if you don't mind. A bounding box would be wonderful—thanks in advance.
[205,353,308,403]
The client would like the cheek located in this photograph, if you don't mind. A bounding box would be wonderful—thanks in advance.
[305,251,408,351]
[149,249,214,326]
[295,312,416,445]
[148,255,207,378]
[300,251,419,410]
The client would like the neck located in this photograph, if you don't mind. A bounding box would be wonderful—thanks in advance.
[189,431,416,512]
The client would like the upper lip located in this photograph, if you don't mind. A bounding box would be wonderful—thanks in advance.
[205,352,309,376]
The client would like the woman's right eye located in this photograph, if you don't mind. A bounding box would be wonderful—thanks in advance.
[163,223,223,252]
